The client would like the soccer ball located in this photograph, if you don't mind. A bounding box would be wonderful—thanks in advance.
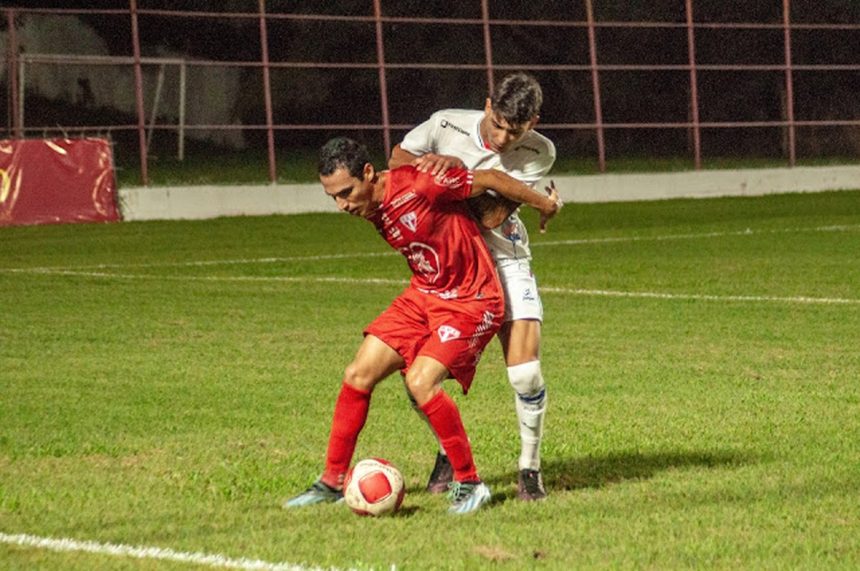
[343,458,405,516]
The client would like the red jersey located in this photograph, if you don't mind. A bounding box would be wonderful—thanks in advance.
[370,166,501,302]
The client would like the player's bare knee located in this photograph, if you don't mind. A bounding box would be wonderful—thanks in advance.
[343,361,376,391]
[404,370,436,406]
[507,360,545,398]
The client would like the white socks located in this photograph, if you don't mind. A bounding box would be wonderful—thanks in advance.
[507,361,546,471]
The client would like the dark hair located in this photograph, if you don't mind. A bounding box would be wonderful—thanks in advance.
[318,137,371,178]
[490,72,543,125]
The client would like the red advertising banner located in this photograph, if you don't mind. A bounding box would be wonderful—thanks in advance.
[0,138,120,226]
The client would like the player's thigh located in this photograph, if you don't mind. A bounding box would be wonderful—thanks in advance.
[497,259,544,323]
[364,288,430,375]
[498,318,542,366]
[344,334,406,391]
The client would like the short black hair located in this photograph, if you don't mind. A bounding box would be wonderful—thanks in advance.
[318,137,371,178]
[490,72,543,125]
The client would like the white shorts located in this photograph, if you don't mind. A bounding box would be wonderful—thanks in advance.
[496,258,543,323]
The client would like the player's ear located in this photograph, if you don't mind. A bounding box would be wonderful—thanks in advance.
[363,162,375,181]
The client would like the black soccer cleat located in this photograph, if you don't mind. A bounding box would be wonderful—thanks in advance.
[517,468,547,501]
[426,452,454,494]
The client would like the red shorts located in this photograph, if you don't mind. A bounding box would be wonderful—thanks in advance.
[365,287,504,393]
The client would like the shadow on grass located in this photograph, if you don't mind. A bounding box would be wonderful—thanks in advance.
[485,449,754,502]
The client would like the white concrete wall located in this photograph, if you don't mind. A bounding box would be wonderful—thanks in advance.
[118,165,860,221]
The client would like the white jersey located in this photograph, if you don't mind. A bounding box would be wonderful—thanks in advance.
[400,109,556,261]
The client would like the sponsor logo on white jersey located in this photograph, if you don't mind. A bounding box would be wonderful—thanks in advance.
[438,325,462,343]
[514,144,541,155]
[399,211,418,232]
[440,119,470,137]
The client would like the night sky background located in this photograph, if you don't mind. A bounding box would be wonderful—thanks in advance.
[1,1,858,163]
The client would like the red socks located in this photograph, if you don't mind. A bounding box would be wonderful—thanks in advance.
[320,384,479,487]
[420,391,479,482]
[321,383,371,488]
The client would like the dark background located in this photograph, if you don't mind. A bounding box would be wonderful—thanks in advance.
[1,0,858,176]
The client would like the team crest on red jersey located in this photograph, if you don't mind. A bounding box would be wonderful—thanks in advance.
[437,325,462,343]
[399,212,418,232]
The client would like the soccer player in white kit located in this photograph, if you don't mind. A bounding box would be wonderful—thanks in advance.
[389,72,557,500]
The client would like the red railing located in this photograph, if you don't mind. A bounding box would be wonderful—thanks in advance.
[2,1,858,185]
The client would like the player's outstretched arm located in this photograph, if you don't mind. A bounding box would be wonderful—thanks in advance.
[471,170,562,232]
[388,144,419,169]
[389,144,465,176]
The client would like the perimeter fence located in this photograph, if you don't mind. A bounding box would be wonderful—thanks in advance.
[1,0,859,185]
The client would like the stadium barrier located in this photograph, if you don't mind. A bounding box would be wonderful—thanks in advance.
[118,165,860,221]
[0,138,120,226]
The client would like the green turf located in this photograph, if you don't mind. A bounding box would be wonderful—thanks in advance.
[2,190,859,569]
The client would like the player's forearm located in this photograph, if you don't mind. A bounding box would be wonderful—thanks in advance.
[472,169,555,214]
[388,144,418,169]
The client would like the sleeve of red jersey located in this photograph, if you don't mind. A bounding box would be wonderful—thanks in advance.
[415,167,473,205]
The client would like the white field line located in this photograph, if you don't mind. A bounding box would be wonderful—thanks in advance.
[3,223,857,274]
[535,223,860,247]
[539,286,860,306]
[2,224,858,306]
[3,268,407,287]
[0,532,371,571]
[6,268,859,306]
[2,251,396,274]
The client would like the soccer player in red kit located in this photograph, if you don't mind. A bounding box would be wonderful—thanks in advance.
[284,137,561,514]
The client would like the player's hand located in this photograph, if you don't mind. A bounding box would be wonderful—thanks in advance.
[412,153,465,176]
[538,180,563,234]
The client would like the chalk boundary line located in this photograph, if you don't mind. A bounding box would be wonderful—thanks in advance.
[0,532,377,571]
[2,223,858,306]
[2,268,858,306]
[1,223,857,274]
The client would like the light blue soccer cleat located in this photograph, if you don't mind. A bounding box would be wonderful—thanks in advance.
[283,480,343,508]
[447,480,492,515]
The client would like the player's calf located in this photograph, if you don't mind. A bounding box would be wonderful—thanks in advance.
[508,360,548,499]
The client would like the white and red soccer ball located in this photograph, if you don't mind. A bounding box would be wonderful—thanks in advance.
[343,458,405,516]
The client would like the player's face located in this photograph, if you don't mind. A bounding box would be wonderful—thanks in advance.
[320,164,377,218]
[481,98,537,154]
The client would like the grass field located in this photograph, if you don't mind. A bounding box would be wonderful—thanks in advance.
[2,190,859,570]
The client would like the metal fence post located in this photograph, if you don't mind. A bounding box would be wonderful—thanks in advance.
[584,0,606,172]
[782,0,797,167]
[259,0,277,184]
[130,0,149,186]
[685,0,702,169]
[6,9,21,138]
[373,0,391,154]
[480,0,494,93]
